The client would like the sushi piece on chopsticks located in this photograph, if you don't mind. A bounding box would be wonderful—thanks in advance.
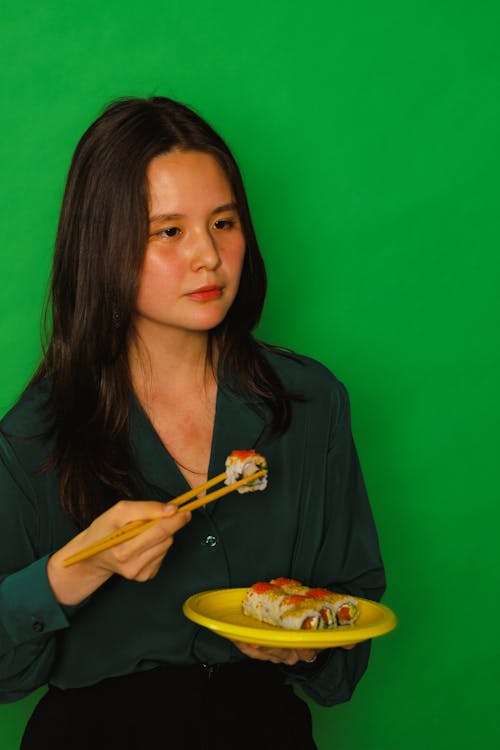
[243,579,359,630]
[225,450,268,493]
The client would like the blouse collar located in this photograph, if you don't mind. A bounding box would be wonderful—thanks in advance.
[128,383,269,501]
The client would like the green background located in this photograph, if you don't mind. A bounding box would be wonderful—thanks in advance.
[1,1,499,747]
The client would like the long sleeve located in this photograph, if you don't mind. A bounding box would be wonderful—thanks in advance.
[0,434,72,702]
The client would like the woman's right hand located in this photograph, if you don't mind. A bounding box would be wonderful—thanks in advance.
[47,501,191,606]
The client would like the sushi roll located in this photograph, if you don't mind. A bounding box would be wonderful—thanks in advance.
[242,580,359,630]
[242,583,322,630]
[305,588,359,627]
[280,598,323,631]
[224,450,268,493]
[269,579,341,626]
[272,580,359,626]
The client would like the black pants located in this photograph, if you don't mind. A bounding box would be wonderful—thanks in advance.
[21,661,317,749]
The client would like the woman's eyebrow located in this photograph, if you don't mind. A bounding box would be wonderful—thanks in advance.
[149,212,183,224]
[212,202,238,215]
[149,203,238,224]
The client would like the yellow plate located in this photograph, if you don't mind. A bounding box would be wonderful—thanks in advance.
[183,588,397,648]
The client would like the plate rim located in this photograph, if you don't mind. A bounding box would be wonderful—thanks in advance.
[183,587,397,647]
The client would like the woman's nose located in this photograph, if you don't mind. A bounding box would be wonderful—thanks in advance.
[190,229,221,271]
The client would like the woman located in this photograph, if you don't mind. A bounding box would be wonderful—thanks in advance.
[0,97,386,749]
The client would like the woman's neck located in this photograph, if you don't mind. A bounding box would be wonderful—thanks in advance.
[128,322,218,487]
[129,322,216,403]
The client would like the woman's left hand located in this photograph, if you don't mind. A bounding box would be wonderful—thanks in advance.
[231,641,322,666]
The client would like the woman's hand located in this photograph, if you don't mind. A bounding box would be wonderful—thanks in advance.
[231,640,359,665]
[47,500,191,606]
[231,641,323,666]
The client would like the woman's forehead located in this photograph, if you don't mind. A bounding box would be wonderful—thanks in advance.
[147,150,234,215]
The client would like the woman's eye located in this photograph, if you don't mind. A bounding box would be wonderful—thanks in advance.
[213,218,234,230]
[159,227,180,238]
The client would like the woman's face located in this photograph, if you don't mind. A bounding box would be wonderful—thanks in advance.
[134,149,246,337]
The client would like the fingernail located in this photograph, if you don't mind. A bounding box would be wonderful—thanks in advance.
[162,503,177,515]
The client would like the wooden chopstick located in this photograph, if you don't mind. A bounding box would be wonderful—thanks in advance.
[176,469,266,512]
[62,472,226,567]
[62,469,266,567]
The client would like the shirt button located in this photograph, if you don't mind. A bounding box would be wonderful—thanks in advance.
[32,621,45,632]
[203,535,218,548]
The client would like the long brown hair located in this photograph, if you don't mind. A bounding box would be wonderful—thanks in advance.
[31,96,296,529]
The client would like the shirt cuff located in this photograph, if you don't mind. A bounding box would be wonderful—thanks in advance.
[281,642,372,707]
[280,647,330,680]
[0,555,72,647]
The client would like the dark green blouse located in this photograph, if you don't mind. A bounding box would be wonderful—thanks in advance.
[0,349,385,706]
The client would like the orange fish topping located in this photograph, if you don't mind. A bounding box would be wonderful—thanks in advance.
[307,588,333,599]
[272,577,301,587]
[230,450,256,459]
[282,595,307,606]
[251,582,280,593]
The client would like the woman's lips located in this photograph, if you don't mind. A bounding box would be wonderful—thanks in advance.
[186,285,223,301]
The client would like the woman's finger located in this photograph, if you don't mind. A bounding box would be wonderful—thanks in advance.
[295,649,321,663]
[231,641,306,665]
[80,502,190,570]
[104,511,190,562]
[112,529,186,581]
[89,499,181,535]
[96,511,191,578]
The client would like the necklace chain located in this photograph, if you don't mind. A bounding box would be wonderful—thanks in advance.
[138,387,214,478]
[172,455,207,476]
